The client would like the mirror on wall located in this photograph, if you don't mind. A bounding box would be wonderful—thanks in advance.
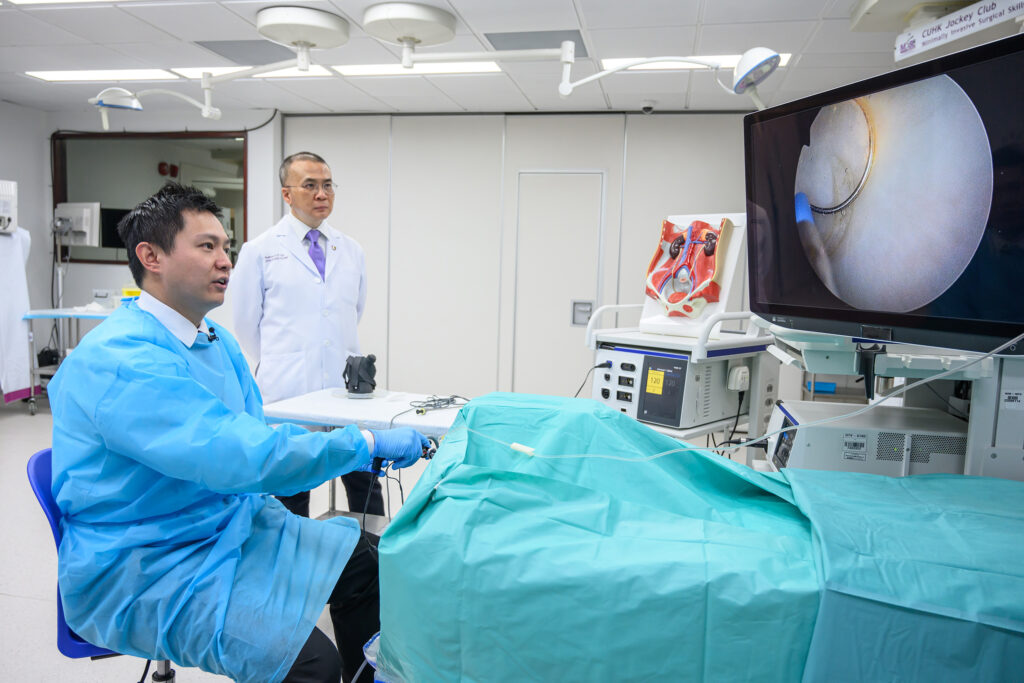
[51,132,247,264]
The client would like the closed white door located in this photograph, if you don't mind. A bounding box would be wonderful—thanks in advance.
[513,172,603,395]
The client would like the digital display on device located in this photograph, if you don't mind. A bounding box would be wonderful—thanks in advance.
[744,35,1024,352]
[637,356,687,427]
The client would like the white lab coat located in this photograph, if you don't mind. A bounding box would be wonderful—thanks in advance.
[231,214,366,404]
[0,227,32,403]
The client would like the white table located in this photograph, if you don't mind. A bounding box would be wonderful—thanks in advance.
[264,388,465,517]
[21,306,113,414]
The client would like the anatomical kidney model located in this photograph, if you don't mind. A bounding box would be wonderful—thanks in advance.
[794,74,992,313]
[645,217,733,318]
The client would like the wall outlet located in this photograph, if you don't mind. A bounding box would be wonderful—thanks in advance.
[92,288,112,301]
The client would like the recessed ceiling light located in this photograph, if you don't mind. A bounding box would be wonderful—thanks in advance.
[254,65,333,78]
[25,69,179,82]
[601,54,791,71]
[171,67,252,79]
[333,62,501,76]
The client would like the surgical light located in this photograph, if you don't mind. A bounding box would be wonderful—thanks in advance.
[84,6,349,129]
[560,46,783,110]
[731,47,782,109]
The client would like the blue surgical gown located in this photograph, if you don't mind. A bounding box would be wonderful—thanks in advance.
[49,302,372,683]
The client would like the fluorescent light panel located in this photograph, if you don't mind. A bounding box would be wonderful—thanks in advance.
[26,69,178,82]
[174,66,332,79]
[333,62,501,76]
[602,53,791,71]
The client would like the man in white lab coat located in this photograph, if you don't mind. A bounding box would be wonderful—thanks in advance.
[232,151,384,516]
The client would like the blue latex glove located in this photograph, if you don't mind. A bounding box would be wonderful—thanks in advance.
[794,192,814,225]
[369,427,430,471]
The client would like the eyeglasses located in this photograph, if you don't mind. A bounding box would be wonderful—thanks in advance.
[284,181,336,194]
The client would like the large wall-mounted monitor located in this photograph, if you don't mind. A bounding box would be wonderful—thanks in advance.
[744,34,1024,355]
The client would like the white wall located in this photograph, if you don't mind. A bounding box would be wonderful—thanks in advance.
[0,101,56,348]
[280,112,749,397]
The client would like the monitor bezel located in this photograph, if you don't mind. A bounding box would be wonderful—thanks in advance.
[743,33,1024,355]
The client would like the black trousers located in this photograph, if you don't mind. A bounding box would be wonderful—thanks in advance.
[276,472,384,518]
[283,533,380,683]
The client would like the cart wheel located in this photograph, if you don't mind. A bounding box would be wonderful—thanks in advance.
[28,399,37,416]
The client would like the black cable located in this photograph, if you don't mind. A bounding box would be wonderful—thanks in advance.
[924,383,970,421]
[138,659,152,683]
[727,391,745,445]
[574,362,611,398]
[361,467,381,561]
[244,109,279,132]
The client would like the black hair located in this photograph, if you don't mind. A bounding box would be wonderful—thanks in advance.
[279,151,328,186]
[117,183,222,287]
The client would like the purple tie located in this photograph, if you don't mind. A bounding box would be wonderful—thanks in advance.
[306,229,326,280]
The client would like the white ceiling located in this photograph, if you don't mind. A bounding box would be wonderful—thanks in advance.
[0,0,995,117]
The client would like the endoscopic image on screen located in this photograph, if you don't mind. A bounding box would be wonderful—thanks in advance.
[794,75,991,313]
[747,44,1024,329]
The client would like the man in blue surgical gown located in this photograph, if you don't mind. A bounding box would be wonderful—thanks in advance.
[48,183,426,683]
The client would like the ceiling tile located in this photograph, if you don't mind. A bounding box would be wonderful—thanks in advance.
[501,58,596,79]
[25,6,177,43]
[212,78,332,112]
[510,71,609,111]
[794,51,895,69]
[804,19,898,53]
[696,20,818,54]
[687,69,780,111]
[702,0,828,24]
[777,65,888,93]
[588,26,698,58]
[485,29,587,57]
[823,0,858,20]
[404,32,490,55]
[120,2,261,42]
[2,44,154,72]
[0,78,110,112]
[270,77,393,112]
[340,74,445,98]
[367,85,464,112]
[0,8,88,45]
[579,0,700,29]
[313,37,402,65]
[449,0,580,33]
[109,41,238,69]
[595,71,693,97]
[424,73,533,111]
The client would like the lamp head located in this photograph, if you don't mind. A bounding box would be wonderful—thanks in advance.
[88,87,143,111]
[732,47,780,94]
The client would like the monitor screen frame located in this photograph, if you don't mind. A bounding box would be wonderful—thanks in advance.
[743,33,1024,355]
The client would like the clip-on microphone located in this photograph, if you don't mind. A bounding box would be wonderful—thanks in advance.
[206,326,219,342]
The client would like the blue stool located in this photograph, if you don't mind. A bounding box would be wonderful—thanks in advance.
[27,448,175,681]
